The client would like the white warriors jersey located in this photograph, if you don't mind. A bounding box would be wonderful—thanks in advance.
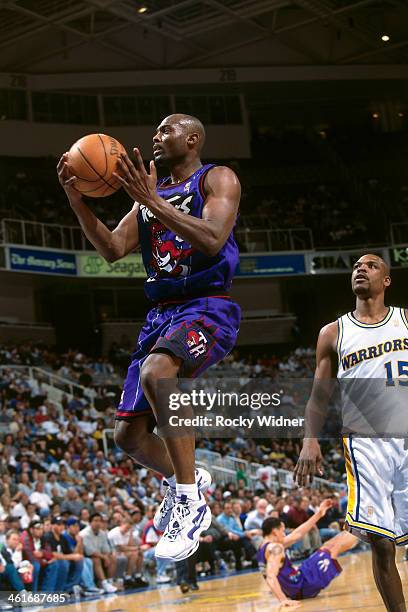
[338,306,408,544]
[337,305,408,380]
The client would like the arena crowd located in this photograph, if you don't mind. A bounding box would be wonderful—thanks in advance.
[0,343,371,602]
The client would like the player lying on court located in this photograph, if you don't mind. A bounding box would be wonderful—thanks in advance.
[57,114,241,562]
[259,499,358,607]
[294,253,408,612]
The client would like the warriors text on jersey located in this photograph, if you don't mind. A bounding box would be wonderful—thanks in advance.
[338,306,408,545]
[137,164,239,302]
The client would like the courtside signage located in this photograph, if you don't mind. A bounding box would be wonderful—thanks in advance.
[77,253,146,278]
[389,246,408,267]
[236,254,306,277]
[8,246,77,276]
[306,248,389,274]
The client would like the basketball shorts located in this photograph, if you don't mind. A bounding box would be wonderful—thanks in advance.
[344,436,408,545]
[299,549,342,599]
[115,296,241,422]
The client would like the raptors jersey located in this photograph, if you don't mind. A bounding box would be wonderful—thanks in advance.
[338,306,408,545]
[137,164,239,303]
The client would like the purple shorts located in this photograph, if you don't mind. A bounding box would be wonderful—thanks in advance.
[299,549,342,599]
[116,296,241,422]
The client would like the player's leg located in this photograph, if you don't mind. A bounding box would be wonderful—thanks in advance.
[114,414,175,477]
[143,298,240,560]
[140,350,212,561]
[368,534,406,612]
[321,530,359,558]
[141,351,195,484]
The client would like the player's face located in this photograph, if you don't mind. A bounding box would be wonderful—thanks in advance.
[351,256,390,297]
[272,523,285,543]
[153,117,188,164]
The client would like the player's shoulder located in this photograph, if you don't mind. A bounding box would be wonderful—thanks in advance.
[318,320,338,340]
[204,164,240,187]
[265,541,285,560]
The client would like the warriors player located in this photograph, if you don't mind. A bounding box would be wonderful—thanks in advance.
[294,254,407,611]
[259,500,357,606]
[57,114,241,561]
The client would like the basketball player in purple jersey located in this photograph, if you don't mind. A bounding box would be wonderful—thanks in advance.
[258,500,357,606]
[57,114,241,561]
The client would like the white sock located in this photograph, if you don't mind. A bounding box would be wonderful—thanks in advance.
[176,482,200,501]
[166,474,177,489]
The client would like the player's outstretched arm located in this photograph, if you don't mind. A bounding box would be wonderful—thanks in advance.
[265,544,301,608]
[57,153,140,262]
[115,149,240,257]
[293,322,338,487]
[283,499,333,547]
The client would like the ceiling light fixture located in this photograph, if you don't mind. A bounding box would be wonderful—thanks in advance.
[381,34,390,42]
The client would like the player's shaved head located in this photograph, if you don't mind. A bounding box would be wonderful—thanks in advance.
[163,114,205,151]
[153,113,206,165]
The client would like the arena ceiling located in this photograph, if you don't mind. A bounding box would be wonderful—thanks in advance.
[1,0,408,73]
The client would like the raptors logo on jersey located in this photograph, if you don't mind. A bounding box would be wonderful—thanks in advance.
[186,329,208,358]
[140,194,195,279]
[137,163,239,303]
[149,220,194,278]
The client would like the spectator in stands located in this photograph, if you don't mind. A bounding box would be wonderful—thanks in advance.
[79,513,117,593]
[244,498,269,531]
[21,520,54,592]
[0,530,31,594]
[217,501,258,569]
[29,482,52,516]
[16,474,32,497]
[62,517,103,596]
[285,496,321,552]
[42,516,83,594]
[108,517,148,588]
[60,488,84,517]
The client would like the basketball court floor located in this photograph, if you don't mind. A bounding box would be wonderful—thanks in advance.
[52,549,407,611]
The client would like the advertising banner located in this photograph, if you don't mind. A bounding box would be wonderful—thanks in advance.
[306,248,390,274]
[8,247,77,276]
[389,246,408,268]
[77,253,146,278]
[236,253,305,277]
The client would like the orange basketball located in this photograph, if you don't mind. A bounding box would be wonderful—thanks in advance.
[67,134,126,198]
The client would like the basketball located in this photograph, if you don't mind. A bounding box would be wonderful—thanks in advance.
[67,133,126,197]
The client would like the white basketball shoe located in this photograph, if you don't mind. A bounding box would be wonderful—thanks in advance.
[154,489,212,561]
[153,468,211,532]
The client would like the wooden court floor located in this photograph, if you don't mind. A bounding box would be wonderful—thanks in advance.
[54,549,408,611]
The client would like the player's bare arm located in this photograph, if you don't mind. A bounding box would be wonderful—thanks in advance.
[265,544,301,608]
[115,148,240,257]
[293,322,338,487]
[283,499,332,547]
[57,152,140,262]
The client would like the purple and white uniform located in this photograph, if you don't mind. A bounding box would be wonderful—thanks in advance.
[257,542,342,600]
[116,163,241,422]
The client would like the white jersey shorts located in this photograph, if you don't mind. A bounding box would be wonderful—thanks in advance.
[343,435,408,545]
